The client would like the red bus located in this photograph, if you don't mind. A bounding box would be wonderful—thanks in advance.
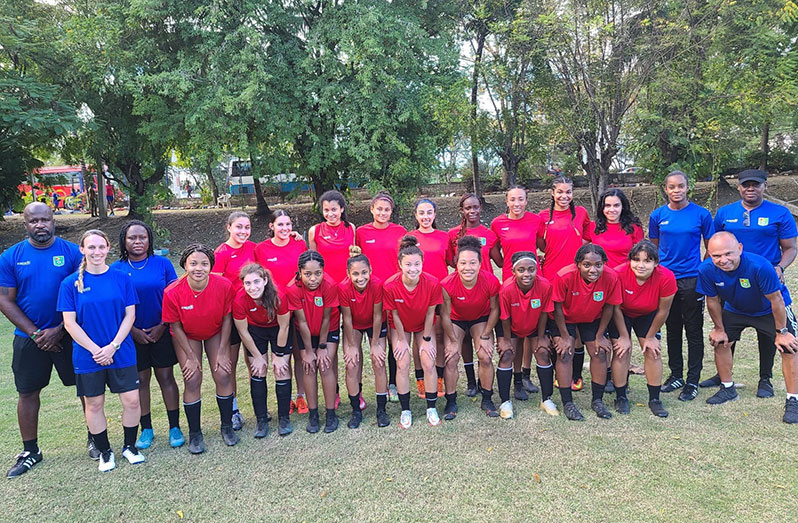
[18,165,97,209]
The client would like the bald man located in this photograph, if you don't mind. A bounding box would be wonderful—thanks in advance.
[696,232,798,424]
[0,203,85,477]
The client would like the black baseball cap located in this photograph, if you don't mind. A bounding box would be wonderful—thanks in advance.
[738,169,767,184]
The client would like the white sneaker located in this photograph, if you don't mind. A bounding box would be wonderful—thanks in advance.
[122,446,146,465]
[540,399,560,416]
[400,410,413,429]
[98,450,115,472]
[426,408,441,426]
[499,400,514,419]
[388,384,399,403]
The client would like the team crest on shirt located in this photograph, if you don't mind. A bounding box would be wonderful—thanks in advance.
[758,217,769,226]
[739,278,751,289]
[52,255,65,267]
[314,297,324,307]
[593,291,604,302]
[530,299,541,309]
[479,237,486,246]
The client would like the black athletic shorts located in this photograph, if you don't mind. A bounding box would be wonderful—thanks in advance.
[229,325,242,346]
[296,329,340,350]
[723,306,797,343]
[358,322,388,340]
[135,330,178,371]
[547,317,604,343]
[452,315,490,333]
[509,329,540,340]
[76,364,140,397]
[607,310,662,340]
[12,332,76,394]
[247,324,292,357]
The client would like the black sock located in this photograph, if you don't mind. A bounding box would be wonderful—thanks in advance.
[359,382,363,396]
[184,400,201,434]
[250,377,268,420]
[92,429,111,452]
[276,379,292,419]
[536,365,554,401]
[309,407,319,419]
[522,367,531,379]
[464,362,477,387]
[123,425,138,448]
[23,438,39,454]
[415,368,424,380]
[445,392,457,407]
[336,383,340,395]
[326,407,336,419]
[607,367,613,384]
[398,392,411,411]
[497,367,513,402]
[425,391,437,409]
[573,349,585,380]
[388,345,397,385]
[376,393,387,412]
[349,394,361,413]
[481,387,492,401]
[647,384,661,402]
[166,409,180,429]
[591,381,606,402]
[216,394,234,427]
[436,365,445,379]
[559,386,573,404]
[140,413,152,430]
[513,372,523,387]
[616,384,628,400]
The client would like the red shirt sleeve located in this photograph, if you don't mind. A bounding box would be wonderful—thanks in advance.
[604,269,623,306]
[323,279,340,308]
[632,224,644,244]
[286,285,302,311]
[487,274,501,296]
[232,290,247,321]
[540,278,555,313]
[428,278,443,307]
[578,207,592,242]
[161,284,180,323]
[222,280,234,314]
[552,272,567,303]
[660,267,678,297]
[499,285,511,321]
[371,278,384,305]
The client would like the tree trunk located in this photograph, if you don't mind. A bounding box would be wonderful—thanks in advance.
[97,171,107,219]
[501,149,519,187]
[205,156,219,203]
[470,28,487,198]
[759,121,769,171]
[246,136,271,216]
[252,177,270,216]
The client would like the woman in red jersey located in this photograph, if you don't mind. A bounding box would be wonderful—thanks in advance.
[498,252,556,420]
[440,236,501,419]
[162,244,237,454]
[254,210,309,415]
[591,189,644,268]
[286,251,341,434]
[339,246,389,429]
[490,185,543,399]
[610,240,677,418]
[383,236,443,429]
[212,211,257,430]
[233,263,292,438]
[308,190,356,284]
[551,244,624,420]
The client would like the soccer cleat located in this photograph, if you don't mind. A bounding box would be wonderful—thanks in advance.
[347,411,363,429]
[571,378,584,391]
[481,397,499,417]
[757,378,774,399]
[306,411,320,433]
[426,408,441,426]
[122,446,145,465]
[591,399,612,419]
[648,399,669,418]
[699,374,721,388]
[359,394,367,411]
[254,417,269,438]
[98,449,115,472]
[231,411,244,431]
[188,432,205,454]
[783,397,798,424]
[443,400,458,421]
[661,375,685,393]
[169,427,185,448]
[679,383,699,402]
[6,450,42,478]
[563,402,585,421]
[706,385,739,405]
[289,400,296,415]
[399,410,413,429]
[135,428,154,450]
[324,412,339,433]
[278,417,294,436]
[221,425,239,446]
[437,377,445,397]
[514,383,529,401]
[540,399,560,416]
[376,409,390,428]
[416,379,425,399]
[87,435,100,461]
[522,377,539,394]
[334,394,341,410]
[499,400,514,419]
[295,395,309,414]
[465,384,478,397]
[614,397,630,415]
[388,385,399,403]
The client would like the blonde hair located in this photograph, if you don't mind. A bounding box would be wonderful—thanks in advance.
[76,229,110,293]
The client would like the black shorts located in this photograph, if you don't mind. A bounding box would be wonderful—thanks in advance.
[229,326,242,346]
[296,329,340,350]
[723,306,797,343]
[547,317,604,343]
[607,310,662,340]
[509,330,539,340]
[358,322,388,340]
[135,331,178,371]
[452,315,490,333]
[247,324,292,357]
[12,332,76,394]
[76,365,140,397]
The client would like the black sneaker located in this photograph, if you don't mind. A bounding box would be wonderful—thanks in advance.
[679,383,699,402]
[376,409,390,428]
[465,384,478,397]
[784,397,798,424]
[699,374,721,388]
[706,385,739,405]
[514,383,529,401]
[648,399,669,418]
[443,400,458,421]
[254,417,269,438]
[757,378,774,398]
[481,397,499,417]
[221,424,239,446]
[591,399,612,419]
[306,411,320,434]
[188,431,205,454]
[265,411,273,423]
[87,435,100,461]
[278,417,293,436]
[563,401,585,421]
[347,411,362,429]
[324,412,339,433]
[7,450,42,478]
[661,375,685,393]
[522,377,539,394]
[614,397,630,414]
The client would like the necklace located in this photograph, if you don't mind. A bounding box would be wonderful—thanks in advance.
[189,279,208,298]
[127,257,149,270]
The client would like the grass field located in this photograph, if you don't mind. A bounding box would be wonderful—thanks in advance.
[2,292,798,521]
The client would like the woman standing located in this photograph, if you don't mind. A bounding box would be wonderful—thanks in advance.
[591,189,644,268]
[308,190,356,284]
[111,220,183,450]
[58,230,143,471]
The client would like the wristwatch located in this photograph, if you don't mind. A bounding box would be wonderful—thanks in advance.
[777,327,789,335]
[422,336,431,342]
[111,341,120,351]
[318,343,327,350]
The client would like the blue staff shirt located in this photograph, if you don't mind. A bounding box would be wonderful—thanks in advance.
[713,200,797,266]
[111,255,177,330]
[649,202,714,279]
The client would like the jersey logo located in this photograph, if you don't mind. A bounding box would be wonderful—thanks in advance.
[181,305,194,310]
[511,303,520,307]
[16,261,30,266]
[625,289,634,294]
[395,298,404,303]
[323,235,332,240]
[660,220,669,225]
[82,287,91,292]
[457,296,465,300]
[716,282,725,287]
[593,291,604,302]
[530,299,541,309]
[571,291,580,296]
[725,218,738,223]
[365,239,376,244]
[314,297,324,307]
[758,217,769,226]
[249,307,258,312]
[351,298,357,302]
[479,237,486,246]
[231,254,237,259]
[739,278,751,289]
[52,256,65,267]
[501,227,510,231]
[267,257,277,262]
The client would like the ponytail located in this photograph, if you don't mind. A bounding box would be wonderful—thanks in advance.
[75,229,110,293]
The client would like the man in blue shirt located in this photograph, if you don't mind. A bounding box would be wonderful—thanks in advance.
[706,169,798,397]
[649,171,715,401]
[0,203,89,477]
[697,232,798,424]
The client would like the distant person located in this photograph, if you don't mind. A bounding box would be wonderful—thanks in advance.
[185,182,193,199]
[88,185,98,217]
[51,192,60,210]
[105,183,115,216]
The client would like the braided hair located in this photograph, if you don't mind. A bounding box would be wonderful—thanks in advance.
[574,243,608,265]
[547,176,576,223]
[295,250,325,283]
[239,263,281,321]
[118,220,154,261]
[179,243,215,270]
[76,229,110,293]
[593,189,642,236]
[456,193,479,243]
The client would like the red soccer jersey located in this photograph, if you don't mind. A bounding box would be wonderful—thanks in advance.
[383,272,443,333]
[441,271,500,321]
[338,276,384,331]
[446,225,498,274]
[355,222,406,282]
[500,276,554,338]
[232,286,289,328]
[162,274,233,340]
[213,241,257,292]
[490,212,542,282]
[254,237,307,289]
[538,207,592,280]
[614,263,677,318]
[408,229,450,281]
[552,264,622,324]
[313,222,355,283]
[286,273,341,336]
[591,222,644,268]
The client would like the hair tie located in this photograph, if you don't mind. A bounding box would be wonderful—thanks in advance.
[512,256,537,268]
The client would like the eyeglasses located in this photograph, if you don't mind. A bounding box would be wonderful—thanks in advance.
[743,209,750,227]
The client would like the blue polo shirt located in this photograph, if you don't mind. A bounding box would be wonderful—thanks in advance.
[0,238,82,337]
[111,255,177,330]
[713,200,797,266]
[648,202,714,279]
[696,252,790,317]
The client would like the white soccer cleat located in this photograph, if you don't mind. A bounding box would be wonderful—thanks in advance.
[399,410,413,429]
[499,400,514,419]
[122,446,146,465]
[540,399,560,416]
[426,408,441,426]
[98,450,116,472]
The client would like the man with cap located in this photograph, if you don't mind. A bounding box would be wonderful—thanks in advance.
[697,232,798,423]
[705,169,798,397]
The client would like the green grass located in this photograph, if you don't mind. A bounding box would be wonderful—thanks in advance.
[2,290,798,522]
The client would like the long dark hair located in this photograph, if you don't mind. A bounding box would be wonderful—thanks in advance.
[239,263,281,321]
[118,219,154,261]
[456,193,479,243]
[593,189,641,236]
[269,209,291,238]
[319,190,348,227]
[413,198,438,230]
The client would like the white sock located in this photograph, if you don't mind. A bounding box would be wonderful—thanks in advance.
[787,393,798,400]
[232,396,239,411]
[721,381,734,388]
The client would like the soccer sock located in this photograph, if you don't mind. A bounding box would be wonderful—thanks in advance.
[647,384,661,402]
[92,429,111,453]
[615,384,628,400]
[275,379,292,419]
[23,438,39,454]
[336,383,340,395]
[721,381,734,388]
[591,381,605,402]
[166,409,180,429]
[787,393,798,400]
[359,382,363,396]
[536,364,554,401]
[250,377,268,420]
[425,391,437,409]
[398,392,411,411]
[445,392,457,408]
[513,372,523,387]
[497,367,513,402]
[232,395,239,413]
[140,413,152,431]
[216,394,234,426]
[184,400,201,434]
[123,425,138,448]
[325,408,336,420]
[349,394,361,413]
[464,362,477,387]
[558,386,573,404]
[415,369,424,381]
[388,346,397,385]
[481,387,493,402]
[607,367,613,384]
[376,392,388,412]
[522,367,532,379]
[573,349,585,380]
[436,365,445,379]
